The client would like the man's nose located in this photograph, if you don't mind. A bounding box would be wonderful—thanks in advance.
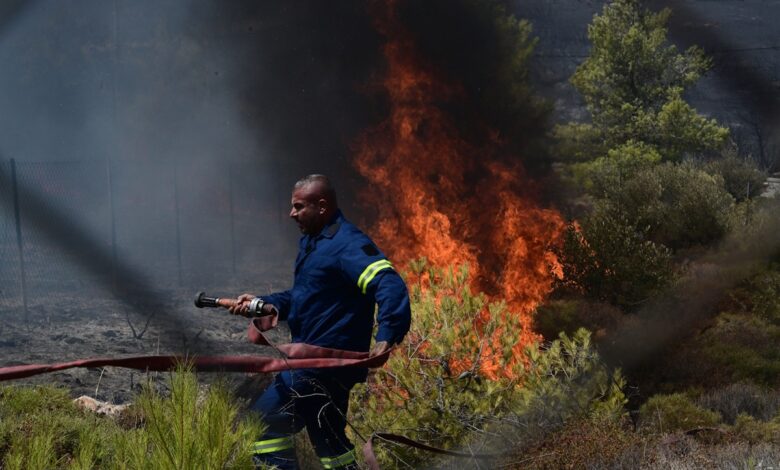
[289,208,296,218]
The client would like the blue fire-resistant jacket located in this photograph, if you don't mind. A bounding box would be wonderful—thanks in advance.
[262,210,411,375]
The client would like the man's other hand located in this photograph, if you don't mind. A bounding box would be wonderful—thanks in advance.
[369,341,393,358]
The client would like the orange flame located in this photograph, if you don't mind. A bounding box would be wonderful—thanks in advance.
[354,1,565,379]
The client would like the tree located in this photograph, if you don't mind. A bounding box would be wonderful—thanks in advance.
[555,210,674,308]
[350,263,626,468]
[556,0,728,164]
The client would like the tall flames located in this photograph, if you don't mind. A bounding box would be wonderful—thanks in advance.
[354,1,565,379]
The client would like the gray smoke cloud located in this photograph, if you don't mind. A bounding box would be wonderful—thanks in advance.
[0,1,380,358]
[602,200,780,373]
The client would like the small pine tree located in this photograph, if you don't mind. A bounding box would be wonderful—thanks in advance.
[556,0,728,164]
[350,263,626,468]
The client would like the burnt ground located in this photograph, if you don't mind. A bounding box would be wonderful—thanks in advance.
[0,266,294,405]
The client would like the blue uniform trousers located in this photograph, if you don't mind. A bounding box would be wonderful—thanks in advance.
[250,369,358,469]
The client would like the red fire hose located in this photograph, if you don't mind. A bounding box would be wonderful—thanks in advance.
[0,317,498,468]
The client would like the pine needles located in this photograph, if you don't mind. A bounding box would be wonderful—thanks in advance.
[0,364,266,469]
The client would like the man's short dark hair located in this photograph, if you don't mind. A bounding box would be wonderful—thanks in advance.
[294,174,338,207]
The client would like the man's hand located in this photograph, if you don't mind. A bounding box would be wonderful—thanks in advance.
[228,293,255,317]
[369,341,393,358]
[257,304,279,331]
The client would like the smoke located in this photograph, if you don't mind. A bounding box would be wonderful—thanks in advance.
[601,200,780,374]
[0,1,384,355]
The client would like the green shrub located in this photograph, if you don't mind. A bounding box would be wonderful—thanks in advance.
[728,264,780,325]
[608,162,735,250]
[638,393,722,434]
[699,313,780,387]
[571,140,661,198]
[0,385,117,469]
[651,261,780,390]
[556,211,673,308]
[533,299,624,341]
[0,365,265,469]
[350,263,626,468]
[731,414,780,445]
[113,363,264,469]
[703,149,767,202]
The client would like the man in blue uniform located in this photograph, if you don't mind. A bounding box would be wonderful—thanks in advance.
[229,174,411,469]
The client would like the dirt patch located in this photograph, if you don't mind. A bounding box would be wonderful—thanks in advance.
[0,271,293,405]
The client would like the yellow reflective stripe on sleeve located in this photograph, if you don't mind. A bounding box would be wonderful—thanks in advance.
[251,436,294,454]
[320,449,356,468]
[357,259,393,294]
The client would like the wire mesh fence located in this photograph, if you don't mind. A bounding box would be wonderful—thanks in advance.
[0,157,295,317]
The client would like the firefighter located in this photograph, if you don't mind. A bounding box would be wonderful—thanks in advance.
[229,174,411,469]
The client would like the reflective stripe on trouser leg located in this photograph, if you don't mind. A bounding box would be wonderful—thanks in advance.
[251,436,294,455]
[320,448,356,469]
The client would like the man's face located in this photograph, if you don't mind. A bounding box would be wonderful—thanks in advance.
[289,186,326,235]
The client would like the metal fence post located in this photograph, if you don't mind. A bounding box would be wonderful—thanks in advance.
[10,159,28,322]
[227,164,236,276]
[173,161,183,287]
[106,158,118,291]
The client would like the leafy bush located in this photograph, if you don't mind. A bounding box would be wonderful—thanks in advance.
[556,212,673,308]
[608,162,735,250]
[727,264,780,326]
[703,149,767,202]
[645,260,780,391]
[571,140,661,198]
[349,263,626,468]
[699,313,780,387]
[638,393,722,434]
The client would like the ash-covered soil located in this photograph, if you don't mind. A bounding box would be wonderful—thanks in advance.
[0,270,293,405]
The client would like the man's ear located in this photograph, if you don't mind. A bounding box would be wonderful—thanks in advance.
[317,198,328,214]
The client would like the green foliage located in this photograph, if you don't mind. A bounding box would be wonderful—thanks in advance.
[727,264,780,326]
[606,162,735,249]
[731,414,780,445]
[520,328,627,426]
[558,160,736,309]
[113,364,264,469]
[556,0,728,163]
[682,266,780,387]
[0,385,119,469]
[571,140,661,197]
[703,146,768,202]
[556,211,673,308]
[0,366,264,469]
[533,299,624,341]
[649,264,780,390]
[638,393,722,434]
[350,263,625,468]
[698,312,780,387]
[0,386,115,469]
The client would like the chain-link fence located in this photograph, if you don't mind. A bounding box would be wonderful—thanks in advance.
[0,157,295,315]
